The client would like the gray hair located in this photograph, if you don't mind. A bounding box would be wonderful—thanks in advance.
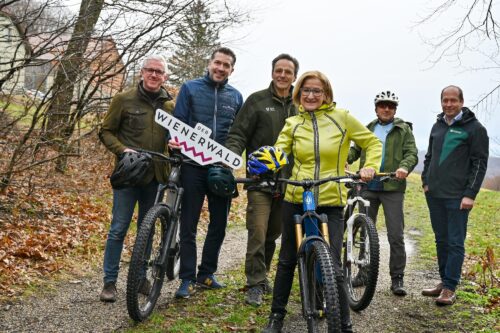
[142,54,168,72]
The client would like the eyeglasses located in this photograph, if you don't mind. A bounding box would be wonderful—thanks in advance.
[300,88,324,97]
[143,67,166,76]
[376,102,397,110]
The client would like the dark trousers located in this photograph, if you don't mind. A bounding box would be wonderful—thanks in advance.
[103,180,158,283]
[425,193,469,291]
[178,164,231,281]
[245,190,282,287]
[271,202,351,328]
[363,190,406,278]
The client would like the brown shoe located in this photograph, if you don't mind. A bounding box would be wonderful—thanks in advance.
[435,288,456,305]
[100,281,117,302]
[422,282,443,297]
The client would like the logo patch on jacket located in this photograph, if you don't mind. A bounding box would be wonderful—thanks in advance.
[265,107,276,112]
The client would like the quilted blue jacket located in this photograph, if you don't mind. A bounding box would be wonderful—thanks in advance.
[173,73,243,145]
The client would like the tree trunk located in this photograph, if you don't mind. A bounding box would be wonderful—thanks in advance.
[42,0,104,172]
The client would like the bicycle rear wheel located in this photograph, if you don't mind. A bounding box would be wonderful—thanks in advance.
[304,240,342,333]
[126,204,169,322]
[343,215,379,311]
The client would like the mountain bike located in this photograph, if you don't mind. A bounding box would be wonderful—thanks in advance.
[342,172,394,311]
[126,150,183,322]
[238,175,368,332]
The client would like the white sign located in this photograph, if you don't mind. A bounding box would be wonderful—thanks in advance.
[155,109,243,169]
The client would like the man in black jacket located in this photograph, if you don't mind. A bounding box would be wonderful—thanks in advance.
[421,85,489,305]
[225,53,299,306]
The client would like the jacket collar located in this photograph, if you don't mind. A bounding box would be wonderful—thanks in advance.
[203,71,228,87]
[137,81,172,101]
[269,81,293,101]
[298,103,335,118]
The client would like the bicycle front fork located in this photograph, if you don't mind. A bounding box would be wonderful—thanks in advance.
[294,213,330,250]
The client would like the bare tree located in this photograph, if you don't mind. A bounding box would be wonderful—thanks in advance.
[417,1,500,110]
[0,0,249,192]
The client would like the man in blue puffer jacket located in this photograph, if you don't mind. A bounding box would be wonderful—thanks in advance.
[169,47,243,298]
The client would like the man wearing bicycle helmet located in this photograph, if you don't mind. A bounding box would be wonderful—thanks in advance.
[98,55,174,302]
[421,86,488,305]
[225,54,299,307]
[348,90,418,296]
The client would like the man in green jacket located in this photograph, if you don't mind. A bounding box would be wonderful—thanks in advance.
[98,55,174,302]
[225,53,299,306]
[348,90,418,296]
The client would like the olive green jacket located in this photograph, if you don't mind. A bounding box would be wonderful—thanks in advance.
[225,82,295,191]
[99,82,174,184]
[347,117,418,192]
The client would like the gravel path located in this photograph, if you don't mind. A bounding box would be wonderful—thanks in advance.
[0,225,248,333]
[1,225,439,333]
[282,229,441,333]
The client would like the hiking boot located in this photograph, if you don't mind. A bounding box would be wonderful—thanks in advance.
[262,313,284,333]
[435,288,456,305]
[390,276,407,296]
[139,278,151,296]
[264,278,273,295]
[197,274,225,289]
[422,282,443,297]
[175,280,196,299]
[245,286,263,307]
[99,281,117,302]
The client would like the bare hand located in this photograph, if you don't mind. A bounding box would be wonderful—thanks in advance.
[359,167,375,182]
[168,139,182,150]
[460,197,474,210]
[423,185,429,193]
[395,168,408,179]
[123,147,137,153]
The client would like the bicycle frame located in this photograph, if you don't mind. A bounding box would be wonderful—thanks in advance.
[344,182,371,266]
[294,190,330,250]
[155,162,183,268]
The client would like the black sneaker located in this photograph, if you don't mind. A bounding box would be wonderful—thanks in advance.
[391,276,407,296]
[262,313,284,333]
[245,286,263,307]
[99,281,117,302]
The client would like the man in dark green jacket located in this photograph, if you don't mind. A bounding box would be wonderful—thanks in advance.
[225,53,299,306]
[348,90,418,296]
[98,55,174,302]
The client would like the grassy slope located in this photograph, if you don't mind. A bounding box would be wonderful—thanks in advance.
[123,175,499,332]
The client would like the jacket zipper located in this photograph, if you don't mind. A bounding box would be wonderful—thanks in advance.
[213,86,218,140]
[311,112,320,204]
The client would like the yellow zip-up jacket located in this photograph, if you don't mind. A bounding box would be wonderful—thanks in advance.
[275,103,382,207]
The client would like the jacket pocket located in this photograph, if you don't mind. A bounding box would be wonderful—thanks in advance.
[125,109,148,130]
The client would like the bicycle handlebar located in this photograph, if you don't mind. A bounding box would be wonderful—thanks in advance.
[133,148,183,165]
[235,172,397,190]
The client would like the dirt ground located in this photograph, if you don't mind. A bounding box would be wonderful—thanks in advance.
[0,223,448,333]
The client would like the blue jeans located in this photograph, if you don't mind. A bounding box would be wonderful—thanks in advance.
[425,193,469,291]
[179,164,231,281]
[103,180,159,283]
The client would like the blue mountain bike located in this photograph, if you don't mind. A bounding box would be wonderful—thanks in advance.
[238,175,367,332]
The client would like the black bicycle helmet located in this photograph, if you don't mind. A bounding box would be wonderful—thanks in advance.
[207,166,236,197]
[110,151,153,189]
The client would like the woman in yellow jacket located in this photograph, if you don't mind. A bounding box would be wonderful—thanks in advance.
[262,71,382,333]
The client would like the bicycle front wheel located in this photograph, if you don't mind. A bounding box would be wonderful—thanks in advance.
[126,204,169,322]
[304,240,342,333]
[343,215,379,311]
[165,214,180,281]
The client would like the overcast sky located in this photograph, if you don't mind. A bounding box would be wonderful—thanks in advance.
[222,0,500,156]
